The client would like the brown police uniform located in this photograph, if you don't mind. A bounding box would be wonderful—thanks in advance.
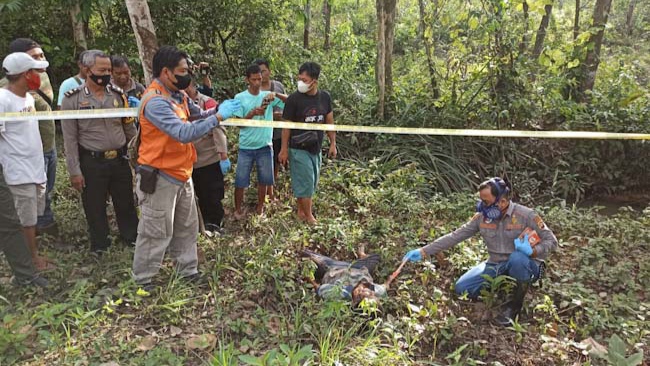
[122,78,145,99]
[191,92,227,229]
[422,202,558,264]
[61,83,139,251]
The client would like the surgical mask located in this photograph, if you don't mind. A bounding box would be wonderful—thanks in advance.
[476,200,504,221]
[173,73,192,90]
[297,80,311,93]
[26,71,41,90]
[89,72,111,86]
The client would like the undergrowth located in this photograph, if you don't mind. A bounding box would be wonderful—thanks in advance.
[0,155,648,365]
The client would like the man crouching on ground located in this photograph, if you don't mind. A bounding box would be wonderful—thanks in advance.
[403,177,558,325]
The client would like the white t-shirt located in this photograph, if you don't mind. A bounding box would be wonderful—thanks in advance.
[0,88,46,185]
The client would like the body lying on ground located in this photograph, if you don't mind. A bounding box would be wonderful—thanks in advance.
[301,249,388,306]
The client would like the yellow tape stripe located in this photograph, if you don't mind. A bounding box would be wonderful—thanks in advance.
[1,108,649,140]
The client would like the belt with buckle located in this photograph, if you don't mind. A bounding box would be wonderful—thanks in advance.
[80,145,127,160]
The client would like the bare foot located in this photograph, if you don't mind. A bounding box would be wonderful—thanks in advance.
[297,211,308,222]
[234,210,246,220]
[297,212,317,225]
[34,256,56,271]
[256,204,265,215]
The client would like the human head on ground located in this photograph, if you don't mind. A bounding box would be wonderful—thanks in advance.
[81,50,111,88]
[477,177,511,219]
[245,64,262,94]
[351,279,381,307]
[2,52,49,92]
[153,45,192,92]
[297,61,320,94]
[110,55,134,89]
[254,58,272,83]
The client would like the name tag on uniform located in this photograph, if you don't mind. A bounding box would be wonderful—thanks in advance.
[80,106,94,110]
[480,223,497,229]
[506,224,524,230]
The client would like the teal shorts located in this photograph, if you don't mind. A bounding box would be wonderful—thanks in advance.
[289,148,321,198]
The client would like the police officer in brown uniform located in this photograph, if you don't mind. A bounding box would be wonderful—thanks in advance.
[61,50,139,252]
[404,177,558,325]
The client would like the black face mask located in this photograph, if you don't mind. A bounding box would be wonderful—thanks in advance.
[172,73,192,90]
[89,72,111,86]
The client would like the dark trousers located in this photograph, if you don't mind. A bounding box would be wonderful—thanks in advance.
[80,153,138,251]
[0,166,37,281]
[192,162,225,227]
[37,148,57,228]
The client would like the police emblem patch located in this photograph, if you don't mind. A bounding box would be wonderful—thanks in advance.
[534,215,546,229]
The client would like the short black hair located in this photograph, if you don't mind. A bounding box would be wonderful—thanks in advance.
[152,45,189,78]
[9,38,40,53]
[478,177,511,199]
[253,58,270,69]
[299,62,321,79]
[111,55,130,69]
[245,64,261,78]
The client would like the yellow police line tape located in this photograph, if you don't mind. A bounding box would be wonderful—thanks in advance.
[1,108,649,140]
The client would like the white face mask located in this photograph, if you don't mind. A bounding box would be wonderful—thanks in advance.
[297,80,311,93]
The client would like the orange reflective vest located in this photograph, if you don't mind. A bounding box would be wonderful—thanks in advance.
[137,79,196,182]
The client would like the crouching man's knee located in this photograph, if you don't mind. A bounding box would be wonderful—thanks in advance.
[506,251,539,283]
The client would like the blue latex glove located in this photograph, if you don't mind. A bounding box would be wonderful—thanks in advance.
[217,99,241,120]
[514,234,533,256]
[219,158,231,174]
[128,96,141,108]
[403,248,423,262]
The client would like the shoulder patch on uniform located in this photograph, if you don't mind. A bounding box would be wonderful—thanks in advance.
[109,84,124,94]
[533,215,546,230]
[64,86,82,98]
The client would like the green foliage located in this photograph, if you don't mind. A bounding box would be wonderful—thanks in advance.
[591,334,644,366]
[1,154,650,364]
[1,0,650,363]
[238,343,314,366]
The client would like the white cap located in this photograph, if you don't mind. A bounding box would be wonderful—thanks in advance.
[2,52,49,76]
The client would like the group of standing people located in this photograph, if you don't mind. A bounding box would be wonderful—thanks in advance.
[1,40,556,327]
[0,39,337,290]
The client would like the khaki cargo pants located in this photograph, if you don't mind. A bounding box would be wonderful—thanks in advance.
[132,173,199,285]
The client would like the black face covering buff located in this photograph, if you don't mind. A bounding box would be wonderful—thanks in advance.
[173,73,192,90]
[89,73,111,86]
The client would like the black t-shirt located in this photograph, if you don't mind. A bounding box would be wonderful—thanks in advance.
[282,90,332,153]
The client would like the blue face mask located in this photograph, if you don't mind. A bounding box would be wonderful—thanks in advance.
[476,200,503,220]
[476,177,509,220]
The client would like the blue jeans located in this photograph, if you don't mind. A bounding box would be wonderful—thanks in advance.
[235,146,274,188]
[37,148,57,228]
[454,251,540,299]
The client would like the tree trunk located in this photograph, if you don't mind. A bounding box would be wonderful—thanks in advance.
[303,0,311,49]
[69,1,87,50]
[577,0,612,101]
[125,0,158,85]
[418,0,440,99]
[573,0,580,39]
[376,0,397,121]
[519,1,530,54]
[531,3,553,59]
[625,0,636,35]
[323,0,331,50]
